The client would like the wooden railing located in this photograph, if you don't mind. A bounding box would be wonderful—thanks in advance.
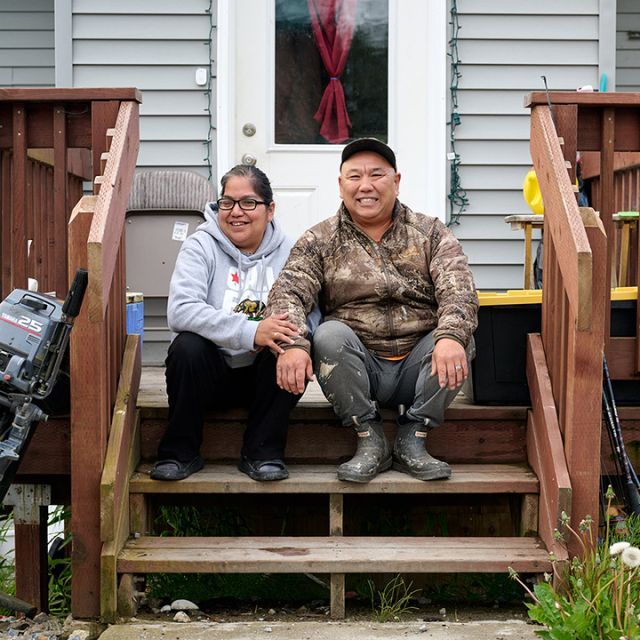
[0,89,140,617]
[526,96,609,556]
[67,101,140,617]
[581,152,640,289]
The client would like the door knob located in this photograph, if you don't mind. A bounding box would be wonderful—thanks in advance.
[241,153,257,166]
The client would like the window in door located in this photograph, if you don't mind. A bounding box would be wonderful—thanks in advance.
[275,0,388,145]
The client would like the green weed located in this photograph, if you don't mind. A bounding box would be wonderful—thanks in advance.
[510,488,640,639]
[368,574,419,622]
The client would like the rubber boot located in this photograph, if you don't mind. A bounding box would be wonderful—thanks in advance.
[392,419,451,481]
[337,416,392,483]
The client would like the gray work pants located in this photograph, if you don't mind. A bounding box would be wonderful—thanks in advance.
[313,320,475,428]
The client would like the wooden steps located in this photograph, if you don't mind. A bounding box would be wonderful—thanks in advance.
[100,365,562,622]
[118,535,552,574]
[130,463,539,495]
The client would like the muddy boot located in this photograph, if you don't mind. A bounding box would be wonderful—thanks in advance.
[392,418,451,481]
[337,416,392,483]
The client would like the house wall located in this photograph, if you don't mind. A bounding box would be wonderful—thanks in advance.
[616,0,640,91]
[71,0,217,179]
[0,0,55,87]
[0,0,607,295]
[450,0,600,289]
[69,0,218,363]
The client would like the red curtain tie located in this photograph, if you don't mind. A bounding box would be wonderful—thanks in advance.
[307,0,358,144]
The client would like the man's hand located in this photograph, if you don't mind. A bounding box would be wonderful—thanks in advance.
[277,348,314,395]
[431,337,468,390]
[254,313,301,353]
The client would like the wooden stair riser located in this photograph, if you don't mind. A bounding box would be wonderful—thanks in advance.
[139,419,527,464]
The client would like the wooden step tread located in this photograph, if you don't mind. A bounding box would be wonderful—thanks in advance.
[137,367,530,420]
[117,535,552,574]
[131,463,539,494]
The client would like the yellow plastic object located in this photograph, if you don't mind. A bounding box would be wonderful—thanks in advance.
[478,287,637,307]
[611,286,638,301]
[523,169,544,215]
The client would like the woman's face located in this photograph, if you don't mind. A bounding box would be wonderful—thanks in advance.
[218,175,274,254]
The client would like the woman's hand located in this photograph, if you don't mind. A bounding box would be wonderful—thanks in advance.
[254,312,301,353]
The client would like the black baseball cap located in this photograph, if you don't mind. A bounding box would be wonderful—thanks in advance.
[341,138,397,171]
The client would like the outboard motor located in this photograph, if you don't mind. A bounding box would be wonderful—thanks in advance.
[0,269,87,500]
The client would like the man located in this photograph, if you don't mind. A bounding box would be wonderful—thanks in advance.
[266,138,478,483]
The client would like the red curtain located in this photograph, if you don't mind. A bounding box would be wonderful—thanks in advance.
[307,0,358,144]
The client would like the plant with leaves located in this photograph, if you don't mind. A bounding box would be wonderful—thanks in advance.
[368,574,419,622]
[510,487,640,639]
[0,512,15,604]
[47,506,72,617]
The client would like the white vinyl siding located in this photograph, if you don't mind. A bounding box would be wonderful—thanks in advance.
[616,0,640,92]
[0,0,54,87]
[451,0,599,290]
[71,0,217,178]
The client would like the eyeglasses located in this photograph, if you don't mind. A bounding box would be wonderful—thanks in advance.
[217,197,269,211]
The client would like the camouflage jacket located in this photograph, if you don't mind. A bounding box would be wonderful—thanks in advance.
[266,201,478,358]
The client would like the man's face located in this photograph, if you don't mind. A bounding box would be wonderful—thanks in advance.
[338,151,400,229]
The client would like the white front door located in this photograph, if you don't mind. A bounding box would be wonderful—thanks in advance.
[218,0,446,241]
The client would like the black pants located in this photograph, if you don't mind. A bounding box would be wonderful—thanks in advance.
[158,332,300,462]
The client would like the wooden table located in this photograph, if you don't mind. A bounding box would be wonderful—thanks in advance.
[505,212,638,289]
[504,214,544,289]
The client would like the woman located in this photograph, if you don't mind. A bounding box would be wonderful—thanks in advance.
[151,165,305,482]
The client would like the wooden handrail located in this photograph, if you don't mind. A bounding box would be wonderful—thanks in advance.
[88,101,139,322]
[0,87,142,102]
[68,100,139,617]
[527,100,608,556]
[530,106,594,330]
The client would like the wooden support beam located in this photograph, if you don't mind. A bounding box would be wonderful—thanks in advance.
[1,151,12,297]
[329,494,345,619]
[3,484,52,612]
[12,104,27,290]
[68,195,109,618]
[520,494,539,538]
[566,211,607,544]
[601,109,616,348]
[53,105,68,297]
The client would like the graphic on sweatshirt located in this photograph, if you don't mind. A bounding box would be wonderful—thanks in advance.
[223,264,275,321]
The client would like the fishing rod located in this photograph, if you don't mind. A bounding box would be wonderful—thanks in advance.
[602,357,640,516]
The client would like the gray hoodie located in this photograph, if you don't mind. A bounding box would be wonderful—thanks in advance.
[167,202,299,368]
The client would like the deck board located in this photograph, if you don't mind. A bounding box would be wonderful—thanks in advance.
[117,535,552,574]
[130,463,539,495]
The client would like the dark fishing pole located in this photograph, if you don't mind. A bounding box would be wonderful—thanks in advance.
[603,357,640,516]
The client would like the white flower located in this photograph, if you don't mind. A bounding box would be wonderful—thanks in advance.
[621,546,640,568]
[609,541,631,556]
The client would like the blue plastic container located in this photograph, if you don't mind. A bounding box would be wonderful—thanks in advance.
[126,292,144,344]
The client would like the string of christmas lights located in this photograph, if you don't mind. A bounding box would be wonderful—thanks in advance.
[447,0,468,226]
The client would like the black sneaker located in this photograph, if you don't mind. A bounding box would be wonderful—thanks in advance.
[238,456,289,481]
[150,456,204,481]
